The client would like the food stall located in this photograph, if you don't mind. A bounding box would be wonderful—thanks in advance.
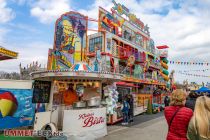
[31,62,122,139]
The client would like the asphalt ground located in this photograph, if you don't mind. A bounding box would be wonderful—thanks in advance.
[100,117,167,140]
[113,111,164,127]
[0,112,165,140]
[100,112,167,140]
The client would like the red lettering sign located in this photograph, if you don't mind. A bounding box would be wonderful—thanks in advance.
[78,113,105,127]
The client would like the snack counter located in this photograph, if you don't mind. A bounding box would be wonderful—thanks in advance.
[31,69,122,139]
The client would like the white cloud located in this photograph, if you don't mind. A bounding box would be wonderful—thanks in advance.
[0,0,14,44]
[30,0,71,24]
[0,42,51,72]
[0,0,15,23]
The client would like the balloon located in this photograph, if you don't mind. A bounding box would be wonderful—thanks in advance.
[0,90,18,118]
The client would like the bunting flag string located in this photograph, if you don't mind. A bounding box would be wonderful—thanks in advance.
[169,61,209,66]
[177,71,210,78]
[177,68,210,73]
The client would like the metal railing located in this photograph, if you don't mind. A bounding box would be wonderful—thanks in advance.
[120,35,159,56]
[92,63,166,84]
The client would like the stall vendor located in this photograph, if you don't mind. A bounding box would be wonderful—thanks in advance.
[63,84,78,105]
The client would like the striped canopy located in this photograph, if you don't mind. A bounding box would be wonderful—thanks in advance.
[70,62,92,71]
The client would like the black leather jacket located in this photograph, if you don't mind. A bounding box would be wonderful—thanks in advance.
[185,98,196,111]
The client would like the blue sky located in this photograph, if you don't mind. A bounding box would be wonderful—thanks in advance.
[0,0,210,83]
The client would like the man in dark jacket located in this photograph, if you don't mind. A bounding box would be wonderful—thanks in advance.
[121,97,130,125]
[164,95,170,107]
[185,91,198,111]
[127,94,134,122]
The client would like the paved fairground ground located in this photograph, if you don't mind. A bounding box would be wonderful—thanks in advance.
[99,112,167,140]
[0,112,166,140]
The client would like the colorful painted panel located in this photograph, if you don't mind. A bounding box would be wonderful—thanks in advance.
[0,89,35,129]
[99,7,150,52]
[47,49,73,70]
[54,12,87,64]
[99,7,124,36]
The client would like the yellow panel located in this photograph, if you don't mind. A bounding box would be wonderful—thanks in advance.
[0,99,17,117]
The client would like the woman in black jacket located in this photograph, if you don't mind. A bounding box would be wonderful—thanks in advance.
[185,91,198,111]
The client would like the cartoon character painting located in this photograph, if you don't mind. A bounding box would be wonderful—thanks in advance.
[60,19,81,53]
[51,12,87,70]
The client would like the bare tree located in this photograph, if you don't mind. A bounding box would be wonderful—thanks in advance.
[0,71,20,80]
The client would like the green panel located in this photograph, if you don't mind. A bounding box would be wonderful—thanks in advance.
[167,82,170,88]
[162,58,168,64]
[162,68,169,75]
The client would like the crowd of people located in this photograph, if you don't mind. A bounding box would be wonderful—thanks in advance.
[120,88,210,139]
[164,89,210,140]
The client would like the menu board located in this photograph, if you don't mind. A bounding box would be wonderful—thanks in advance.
[32,81,51,103]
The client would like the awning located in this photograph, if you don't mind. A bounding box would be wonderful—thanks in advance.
[31,69,123,82]
[156,45,169,49]
[116,82,138,87]
[196,87,210,93]
[0,47,18,61]
[70,62,92,71]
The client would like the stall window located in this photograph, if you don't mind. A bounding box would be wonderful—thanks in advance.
[112,39,118,56]
[107,39,111,51]
[89,36,103,53]
[136,34,143,47]
[117,87,131,103]
[123,26,132,41]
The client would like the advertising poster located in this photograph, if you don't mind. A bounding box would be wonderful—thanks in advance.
[0,89,35,129]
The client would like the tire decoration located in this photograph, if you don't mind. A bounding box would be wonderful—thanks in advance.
[160,72,169,81]
[162,58,168,64]
[161,61,168,70]
[162,68,169,76]
[160,57,169,81]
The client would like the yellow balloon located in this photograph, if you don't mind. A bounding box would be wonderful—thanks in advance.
[0,99,17,117]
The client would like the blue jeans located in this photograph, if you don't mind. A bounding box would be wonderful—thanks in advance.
[123,111,129,123]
